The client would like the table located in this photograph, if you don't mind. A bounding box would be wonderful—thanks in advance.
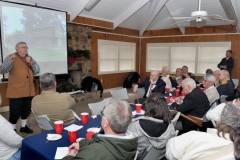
[21,105,141,160]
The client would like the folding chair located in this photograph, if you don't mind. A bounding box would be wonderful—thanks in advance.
[31,108,54,131]
[137,88,145,98]
[220,95,228,103]
[232,79,239,89]
[110,88,132,102]
[171,112,181,127]
[88,100,107,115]
[70,109,81,121]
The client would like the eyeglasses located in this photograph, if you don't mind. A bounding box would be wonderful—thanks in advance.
[19,47,28,49]
[100,106,106,117]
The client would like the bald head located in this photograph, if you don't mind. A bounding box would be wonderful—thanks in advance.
[213,70,220,80]
[150,70,159,82]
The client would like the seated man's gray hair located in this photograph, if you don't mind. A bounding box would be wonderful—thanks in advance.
[182,78,196,89]
[39,73,56,90]
[204,75,216,85]
[104,99,132,134]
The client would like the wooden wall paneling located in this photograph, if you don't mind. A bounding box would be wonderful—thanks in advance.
[92,27,139,37]
[0,82,9,107]
[91,31,140,89]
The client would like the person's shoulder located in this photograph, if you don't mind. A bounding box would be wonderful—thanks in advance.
[170,75,176,80]
[188,72,195,77]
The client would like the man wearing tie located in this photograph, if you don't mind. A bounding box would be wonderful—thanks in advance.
[0,42,40,133]
[217,50,234,76]
[133,70,166,98]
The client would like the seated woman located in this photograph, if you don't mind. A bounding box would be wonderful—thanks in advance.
[202,74,219,105]
[199,69,213,84]
[0,115,22,160]
[128,93,176,158]
[166,99,240,160]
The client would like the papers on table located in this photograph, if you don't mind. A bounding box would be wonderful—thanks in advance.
[55,147,68,159]
[64,124,83,131]
[91,115,97,119]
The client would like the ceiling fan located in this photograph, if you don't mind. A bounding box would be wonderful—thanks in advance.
[170,0,235,28]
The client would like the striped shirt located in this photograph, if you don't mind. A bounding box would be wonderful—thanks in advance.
[0,55,40,75]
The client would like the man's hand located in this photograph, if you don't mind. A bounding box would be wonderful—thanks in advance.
[175,97,182,103]
[170,97,175,103]
[9,54,16,63]
[26,56,33,65]
[66,143,80,157]
[133,85,138,93]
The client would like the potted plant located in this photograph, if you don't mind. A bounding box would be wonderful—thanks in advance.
[56,83,78,93]
[68,46,91,60]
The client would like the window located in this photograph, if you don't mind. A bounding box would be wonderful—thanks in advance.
[147,42,230,75]
[98,40,136,74]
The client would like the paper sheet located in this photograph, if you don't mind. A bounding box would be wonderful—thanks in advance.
[54,147,68,159]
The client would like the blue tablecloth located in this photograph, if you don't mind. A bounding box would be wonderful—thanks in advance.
[21,105,141,160]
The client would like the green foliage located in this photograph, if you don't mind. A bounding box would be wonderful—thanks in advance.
[56,83,78,93]
[68,46,91,60]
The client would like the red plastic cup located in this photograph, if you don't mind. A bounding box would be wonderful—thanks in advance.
[165,97,170,103]
[181,92,185,97]
[86,131,95,140]
[197,85,201,89]
[54,120,63,134]
[81,112,89,124]
[165,88,170,92]
[200,88,205,92]
[135,104,142,113]
[68,129,78,142]
[175,90,180,97]
[177,86,181,90]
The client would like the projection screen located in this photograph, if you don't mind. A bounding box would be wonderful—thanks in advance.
[0,1,68,79]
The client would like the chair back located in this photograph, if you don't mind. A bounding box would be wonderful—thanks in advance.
[110,88,131,102]
[31,109,54,130]
[171,112,180,127]
[88,100,107,115]
[70,109,81,121]
[220,95,228,103]
[138,145,166,160]
[137,88,145,98]
[232,79,239,89]
[203,99,220,122]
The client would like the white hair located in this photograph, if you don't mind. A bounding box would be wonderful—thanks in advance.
[220,70,230,77]
[151,70,160,76]
[182,78,196,89]
[162,66,170,72]
[204,75,216,85]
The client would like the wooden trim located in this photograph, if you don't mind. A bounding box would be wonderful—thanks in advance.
[92,30,139,38]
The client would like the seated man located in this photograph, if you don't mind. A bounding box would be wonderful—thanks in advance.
[133,70,166,98]
[216,70,234,96]
[0,115,22,160]
[198,69,213,83]
[160,66,178,91]
[175,68,183,85]
[62,99,137,160]
[202,75,219,105]
[166,99,240,160]
[170,78,210,132]
[32,73,76,125]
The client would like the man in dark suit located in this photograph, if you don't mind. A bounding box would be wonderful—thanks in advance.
[160,66,178,91]
[170,78,210,133]
[133,70,166,98]
[217,50,234,76]
[217,70,234,96]
[182,66,199,84]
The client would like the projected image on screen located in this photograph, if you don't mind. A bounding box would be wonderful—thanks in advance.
[0,2,68,77]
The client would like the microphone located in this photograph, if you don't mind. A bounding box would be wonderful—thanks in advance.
[26,52,28,57]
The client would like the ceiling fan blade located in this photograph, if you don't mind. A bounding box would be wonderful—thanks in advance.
[172,17,193,20]
[204,14,224,20]
[169,18,195,26]
[210,19,235,23]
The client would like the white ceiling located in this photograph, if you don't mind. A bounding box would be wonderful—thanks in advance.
[5,0,240,36]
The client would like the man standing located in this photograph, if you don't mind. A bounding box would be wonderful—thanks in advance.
[217,50,234,76]
[32,73,76,125]
[0,42,40,133]
[133,70,166,98]
[62,99,137,160]
[160,66,178,91]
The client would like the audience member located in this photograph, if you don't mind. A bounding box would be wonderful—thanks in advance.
[182,66,199,84]
[128,93,176,158]
[174,68,183,85]
[206,90,240,122]
[0,42,40,133]
[217,70,234,96]
[199,69,213,83]
[166,100,240,160]
[170,78,209,132]
[202,75,219,104]
[0,115,22,160]
[213,70,220,87]
[62,99,137,160]
[133,70,166,98]
[218,50,234,76]
[32,73,76,125]
[160,66,178,91]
